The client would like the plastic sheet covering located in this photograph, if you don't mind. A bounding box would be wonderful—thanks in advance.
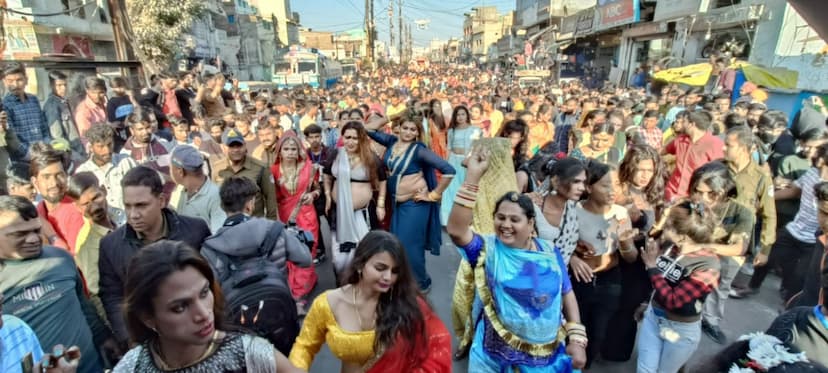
[653,62,799,90]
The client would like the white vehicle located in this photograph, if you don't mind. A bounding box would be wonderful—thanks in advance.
[272,46,342,89]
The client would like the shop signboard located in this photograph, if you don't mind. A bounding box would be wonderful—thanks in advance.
[2,20,41,60]
[596,0,641,31]
[574,7,596,38]
[52,35,94,58]
[654,0,709,22]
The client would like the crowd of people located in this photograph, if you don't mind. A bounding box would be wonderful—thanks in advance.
[1,58,828,373]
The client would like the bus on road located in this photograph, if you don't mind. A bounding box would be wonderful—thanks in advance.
[272,46,342,89]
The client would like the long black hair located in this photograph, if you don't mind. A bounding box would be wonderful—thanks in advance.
[428,98,446,130]
[449,105,471,129]
[498,119,529,170]
[343,231,426,363]
[123,240,226,344]
[619,145,665,206]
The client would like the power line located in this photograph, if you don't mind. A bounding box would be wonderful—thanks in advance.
[343,0,365,17]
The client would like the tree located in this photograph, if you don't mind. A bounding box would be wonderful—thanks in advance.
[122,0,204,74]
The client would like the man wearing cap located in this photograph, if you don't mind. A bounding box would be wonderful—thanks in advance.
[215,129,279,220]
[168,145,225,233]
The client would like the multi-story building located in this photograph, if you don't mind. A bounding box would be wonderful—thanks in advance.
[299,29,336,58]
[3,0,117,98]
[250,0,300,48]
[462,6,504,63]
[220,0,277,81]
[333,29,367,61]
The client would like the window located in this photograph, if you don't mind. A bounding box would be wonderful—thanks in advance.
[228,15,235,24]
[714,0,741,8]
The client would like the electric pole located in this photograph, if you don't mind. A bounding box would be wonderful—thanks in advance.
[364,0,372,65]
[398,0,403,62]
[407,22,412,60]
[388,0,394,62]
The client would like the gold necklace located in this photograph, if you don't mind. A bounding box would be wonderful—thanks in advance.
[280,163,300,194]
[389,142,408,162]
[352,285,375,331]
[153,330,218,370]
[347,153,361,168]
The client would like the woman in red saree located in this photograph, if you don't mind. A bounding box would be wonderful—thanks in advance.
[270,132,319,314]
[365,297,453,372]
[289,230,451,372]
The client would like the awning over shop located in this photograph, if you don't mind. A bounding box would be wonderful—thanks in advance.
[787,0,828,42]
[528,25,556,42]
[653,62,799,90]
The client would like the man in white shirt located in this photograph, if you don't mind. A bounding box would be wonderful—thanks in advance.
[74,124,136,225]
[168,145,225,233]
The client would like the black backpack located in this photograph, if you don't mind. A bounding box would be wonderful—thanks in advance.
[201,223,299,355]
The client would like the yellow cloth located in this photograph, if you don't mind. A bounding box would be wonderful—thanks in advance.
[662,127,676,145]
[739,62,798,90]
[75,218,110,295]
[472,138,519,234]
[527,121,553,155]
[653,63,713,86]
[451,260,476,353]
[489,110,505,136]
[299,115,316,131]
[289,290,376,369]
[386,104,407,119]
[654,62,799,89]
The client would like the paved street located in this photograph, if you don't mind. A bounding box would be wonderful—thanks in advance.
[303,232,785,372]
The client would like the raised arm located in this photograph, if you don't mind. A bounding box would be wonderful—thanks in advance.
[367,130,397,148]
[447,146,488,247]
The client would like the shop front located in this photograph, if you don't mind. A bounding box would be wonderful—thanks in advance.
[665,2,763,64]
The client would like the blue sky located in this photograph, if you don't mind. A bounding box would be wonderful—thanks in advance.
[292,0,515,47]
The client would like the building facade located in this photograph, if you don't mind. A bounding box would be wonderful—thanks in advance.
[249,0,300,48]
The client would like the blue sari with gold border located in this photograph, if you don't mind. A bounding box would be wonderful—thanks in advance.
[455,234,574,372]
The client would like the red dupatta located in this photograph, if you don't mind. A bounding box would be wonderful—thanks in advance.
[365,298,452,373]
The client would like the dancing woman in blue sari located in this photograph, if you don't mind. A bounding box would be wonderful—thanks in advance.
[447,146,588,372]
[366,111,456,291]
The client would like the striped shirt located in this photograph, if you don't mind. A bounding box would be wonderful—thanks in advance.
[2,93,49,157]
[787,167,823,243]
[0,315,44,373]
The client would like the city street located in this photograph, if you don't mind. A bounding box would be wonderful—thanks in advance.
[305,232,784,372]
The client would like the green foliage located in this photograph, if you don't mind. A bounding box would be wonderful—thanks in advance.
[125,0,205,73]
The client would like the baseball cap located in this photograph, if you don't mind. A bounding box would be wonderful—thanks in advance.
[222,128,245,145]
[170,145,204,171]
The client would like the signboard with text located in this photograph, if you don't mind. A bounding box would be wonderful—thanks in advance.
[596,0,641,31]
[574,7,596,37]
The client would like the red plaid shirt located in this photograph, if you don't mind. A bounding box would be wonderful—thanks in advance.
[640,127,663,150]
[648,249,720,314]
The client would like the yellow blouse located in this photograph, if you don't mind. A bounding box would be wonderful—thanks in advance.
[288,290,376,369]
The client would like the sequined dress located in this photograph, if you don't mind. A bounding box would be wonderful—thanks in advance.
[113,333,276,373]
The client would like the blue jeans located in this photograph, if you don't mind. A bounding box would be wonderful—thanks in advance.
[636,306,701,373]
